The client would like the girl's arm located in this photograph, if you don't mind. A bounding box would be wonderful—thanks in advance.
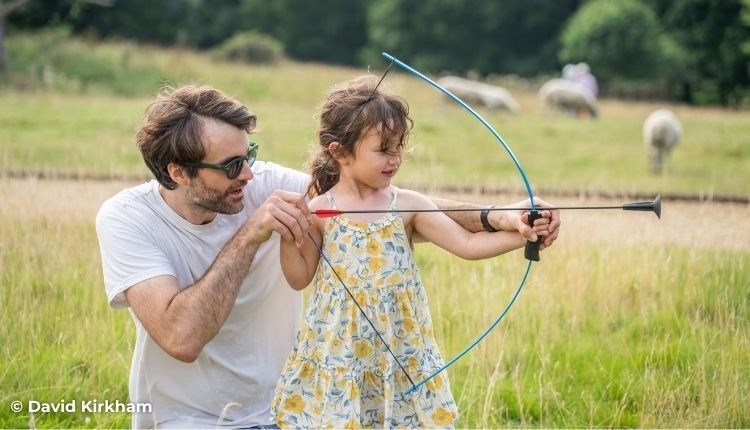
[428,196,559,249]
[401,189,528,260]
[280,200,325,290]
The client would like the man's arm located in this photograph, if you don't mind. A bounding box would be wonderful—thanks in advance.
[124,190,310,363]
[429,196,561,249]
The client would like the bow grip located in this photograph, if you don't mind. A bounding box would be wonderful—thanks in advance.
[524,210,542,261]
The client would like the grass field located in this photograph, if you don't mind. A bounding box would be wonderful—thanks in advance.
[2,33,749,196]
[1,36,749,428]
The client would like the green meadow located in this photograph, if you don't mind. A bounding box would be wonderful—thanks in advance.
[1,34,749,428]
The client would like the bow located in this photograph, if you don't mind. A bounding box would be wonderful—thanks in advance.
[381,52,541,394]
[305,53,541,395]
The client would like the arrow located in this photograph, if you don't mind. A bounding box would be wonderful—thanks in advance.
[313,194,662,219]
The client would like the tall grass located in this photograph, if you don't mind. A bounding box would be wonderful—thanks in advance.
[418,239,749,427]
[1,179,748,428]
[0,181,134,428]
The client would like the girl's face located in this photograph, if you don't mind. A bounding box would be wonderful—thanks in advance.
[342,126,404,189]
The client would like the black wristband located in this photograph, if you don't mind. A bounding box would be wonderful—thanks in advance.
[480,206,498,232]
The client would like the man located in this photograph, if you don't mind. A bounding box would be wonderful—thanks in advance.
[96,84,559,428]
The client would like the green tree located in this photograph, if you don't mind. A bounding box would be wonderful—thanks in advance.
[656,0,750,105]
[2,0,112,71]
[559,0,666,81]
[273,0,368,64]
[364,0,579,76]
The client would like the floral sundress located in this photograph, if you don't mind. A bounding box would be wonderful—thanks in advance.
[271,191,458,429]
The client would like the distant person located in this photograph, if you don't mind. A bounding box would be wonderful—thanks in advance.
[95,84,560,428]
[562,63,576,81]
[270,75,557,428]
[574,62,598,98]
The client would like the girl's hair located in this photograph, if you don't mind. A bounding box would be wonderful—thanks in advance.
[310,74,413,196]
[136,84,256,190]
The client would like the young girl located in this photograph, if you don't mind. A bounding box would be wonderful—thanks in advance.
[271,75,533,429]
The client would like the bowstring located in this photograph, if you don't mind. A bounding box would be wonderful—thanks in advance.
[298,58,416,386]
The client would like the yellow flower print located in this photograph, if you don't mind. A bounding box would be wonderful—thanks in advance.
[282,394,306,414]
[431,406,455,426]
[331,337,343,354]
[275,410,285,424]
[354,340,373,358]
[342,234,351,245]
[377,313,389,330]
[347,380,360,398]
[333,264,348,277]
[367,239,382,255]
[402,317,417,333]
[407,355,419,370]
[344,418,361,429]
[434,375,445,390]
[381,224,394,238]
[386,273,401,284]
[346,320,358,336]
[379,356,390,371]
[315,385,324,402]
[299,362,313,378]
[426,375,445,391]
[354,290,368,306]
[369,256,385,273]
[363,371,378,387]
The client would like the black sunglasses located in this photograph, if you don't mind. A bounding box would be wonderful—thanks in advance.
[184,142,259,180]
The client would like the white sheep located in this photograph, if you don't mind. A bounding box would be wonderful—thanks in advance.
[538,78,598,118]
[436,76,520,114]
[643,109,682,173]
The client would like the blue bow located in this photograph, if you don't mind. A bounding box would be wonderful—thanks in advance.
[309,53,541,395]
[382,52,540,394]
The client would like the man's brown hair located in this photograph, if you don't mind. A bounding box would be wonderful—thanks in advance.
[136,84,256,189]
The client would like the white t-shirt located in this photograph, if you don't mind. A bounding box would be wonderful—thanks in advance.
[95,161,309,428]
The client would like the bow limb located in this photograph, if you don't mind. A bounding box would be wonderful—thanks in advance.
[381,53,539,395]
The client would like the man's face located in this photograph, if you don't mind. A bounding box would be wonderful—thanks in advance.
[185,119,253,216]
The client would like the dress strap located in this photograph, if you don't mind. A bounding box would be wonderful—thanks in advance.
[389,188,398,210]
[324,191,336,209]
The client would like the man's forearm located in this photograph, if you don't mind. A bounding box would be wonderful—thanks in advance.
[431,196,515,233]
[165,223,264,359]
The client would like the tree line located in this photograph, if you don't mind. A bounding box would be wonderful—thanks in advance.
[5,0,750,106]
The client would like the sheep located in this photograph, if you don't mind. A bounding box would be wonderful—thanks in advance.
[436,76,520,114]
[538,78,598,118]
[643,109,682,173]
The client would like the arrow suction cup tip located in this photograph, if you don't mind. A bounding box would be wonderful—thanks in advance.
[653,194,661,219]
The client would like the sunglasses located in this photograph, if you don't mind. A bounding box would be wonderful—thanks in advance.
[185,142,259,180]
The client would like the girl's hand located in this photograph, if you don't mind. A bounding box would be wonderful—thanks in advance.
[492,197,560,250]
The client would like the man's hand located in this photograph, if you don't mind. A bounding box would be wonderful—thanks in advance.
[244,190,311,245]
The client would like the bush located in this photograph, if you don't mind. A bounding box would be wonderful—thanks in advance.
[559,0,666,82]
[211,31,284,65]
[1,28,173,95]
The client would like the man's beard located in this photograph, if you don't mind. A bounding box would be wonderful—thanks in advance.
[186,176,246,215]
